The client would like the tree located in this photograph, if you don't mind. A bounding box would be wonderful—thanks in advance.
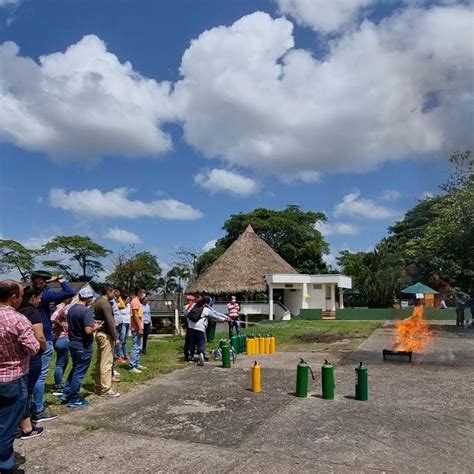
[196,205,329,275]
[388,150,473,293]
[41,236,111,280]
[106,247,162,295]
[173,247,200,282]
[41,259,76,280]
[0,239,36,281]
[338,240,407,308]
[166,265,191,308]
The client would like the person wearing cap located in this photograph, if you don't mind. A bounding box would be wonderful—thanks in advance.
[63,287,101,409]
[227,296,241,339]
[30,270,75,423]
[182,295,196,361]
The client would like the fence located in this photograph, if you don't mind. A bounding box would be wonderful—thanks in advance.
[299,308,457,320]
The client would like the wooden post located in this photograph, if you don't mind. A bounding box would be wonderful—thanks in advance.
[174,308,180,336]
[268,283,274,321]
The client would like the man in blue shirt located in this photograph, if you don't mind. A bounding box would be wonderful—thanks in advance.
[63,287,101,409]
[31,270,75,423]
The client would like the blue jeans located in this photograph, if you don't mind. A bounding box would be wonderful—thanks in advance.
[129,330,142,369]
[228,319,241,338]
[115,323,130,359]
[53,337,70,386]
[0,376,27,473]
[189,328,206,358]
[31,340,54,414]
[63,347,93,403]
[24,357,42,420]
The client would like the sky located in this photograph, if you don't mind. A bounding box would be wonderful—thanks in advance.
[0,0,472,276]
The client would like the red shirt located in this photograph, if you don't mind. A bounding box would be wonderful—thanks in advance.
[227,302,240,320]
[0,304,40,383]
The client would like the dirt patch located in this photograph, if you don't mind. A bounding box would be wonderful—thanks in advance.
[293,332,365,344]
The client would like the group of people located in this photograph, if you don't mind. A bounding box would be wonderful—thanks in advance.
[182,294,241,365]
[0,271,152,474]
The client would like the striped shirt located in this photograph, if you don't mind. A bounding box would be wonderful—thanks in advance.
[227,302,240,320]
[0,304,40,383]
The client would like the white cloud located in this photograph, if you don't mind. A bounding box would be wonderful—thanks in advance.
[175,7,473,177]
[381,190,402,201]
[0,35,176,160]
[334,191,397,219]
[323,253,339,270]
[315,221,359,236]
[49,188,203,220]
[421,191,435,199]
[275,0,374,33]
[20,235,54,249]
[0,0,20,6]
[194,169,258,197]
[104,227,142,245]
[202,239,217,252]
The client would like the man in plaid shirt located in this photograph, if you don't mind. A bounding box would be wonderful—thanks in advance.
[0,280,40,473]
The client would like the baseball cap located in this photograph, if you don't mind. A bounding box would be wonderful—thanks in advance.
[31,270,52,280]
[231,295,236,301]
[79,287,94,299]
[186,295,196,301]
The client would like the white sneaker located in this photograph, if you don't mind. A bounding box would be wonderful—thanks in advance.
[129,367,142,374]
[103,390,121,398]
[137,364,147,370]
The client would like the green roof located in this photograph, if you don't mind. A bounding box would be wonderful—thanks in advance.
[401,282,438,295]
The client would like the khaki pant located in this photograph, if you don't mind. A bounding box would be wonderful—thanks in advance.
[95,332,114,395]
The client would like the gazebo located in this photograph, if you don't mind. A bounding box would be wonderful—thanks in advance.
[187,225,352,320]
[401,282,438,308]
[187,225,297,295]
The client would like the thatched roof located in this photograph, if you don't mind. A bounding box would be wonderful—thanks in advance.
[187,225,296,294]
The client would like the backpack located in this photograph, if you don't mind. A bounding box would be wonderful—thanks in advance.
[187,305,204,322]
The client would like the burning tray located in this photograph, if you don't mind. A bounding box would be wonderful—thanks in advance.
[382,349,412,362]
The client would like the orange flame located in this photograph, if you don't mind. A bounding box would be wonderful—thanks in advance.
[393,305,432,352]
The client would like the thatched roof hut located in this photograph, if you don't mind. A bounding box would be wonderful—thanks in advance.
[187,225,297,294]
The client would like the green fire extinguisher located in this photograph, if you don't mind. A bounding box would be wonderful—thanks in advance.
[355,362,368,401]
[321,360,335,400]
[221,342,231,368]
[296,358,315,398]
[231,335,239,354]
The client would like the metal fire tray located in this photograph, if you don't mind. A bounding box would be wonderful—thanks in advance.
[382,349,412,362]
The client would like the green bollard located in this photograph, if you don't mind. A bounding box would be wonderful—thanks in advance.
[231,335,239,354]
[239,334,244,354]
[355,362,368,401]
[296,358,315,398]
[222,343,231,368]
[321,359,335,400]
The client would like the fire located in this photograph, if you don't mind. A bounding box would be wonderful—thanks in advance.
[393,304,432,352]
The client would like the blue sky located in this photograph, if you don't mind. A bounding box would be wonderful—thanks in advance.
[0,0,472,276]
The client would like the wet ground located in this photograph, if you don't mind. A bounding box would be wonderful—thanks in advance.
[18,321,474,473]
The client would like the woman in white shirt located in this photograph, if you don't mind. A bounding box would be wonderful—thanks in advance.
[115,297,131,363]
[188,297,229,366]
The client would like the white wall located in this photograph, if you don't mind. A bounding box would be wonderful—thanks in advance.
[283,289,301,316]
[307,284,325,309]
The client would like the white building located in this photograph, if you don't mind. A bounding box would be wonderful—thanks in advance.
[266,273,352,320]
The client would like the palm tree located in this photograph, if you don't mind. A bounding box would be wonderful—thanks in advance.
[167,266,191,309]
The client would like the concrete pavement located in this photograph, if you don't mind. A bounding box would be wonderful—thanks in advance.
[18,322,474,473]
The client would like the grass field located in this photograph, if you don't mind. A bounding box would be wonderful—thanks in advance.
[44,320,381,410]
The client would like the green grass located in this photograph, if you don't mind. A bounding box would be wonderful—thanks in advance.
[240,320,382,350]
[44,320,381,409]
[44,337,185,410]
